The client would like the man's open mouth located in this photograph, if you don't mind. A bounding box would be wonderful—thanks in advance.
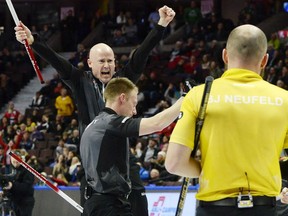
[101,72,110,75]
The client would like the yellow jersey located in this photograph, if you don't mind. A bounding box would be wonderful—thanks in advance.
[170,68,288,201]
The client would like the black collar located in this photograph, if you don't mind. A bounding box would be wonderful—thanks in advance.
[102,107,117,115]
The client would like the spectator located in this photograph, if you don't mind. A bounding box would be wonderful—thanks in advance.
[116,11,127,25]
[25,117,36,133]
[39,24,53,41]
[51,116,65,141]
[0,116,9,132]
[54,87,75,124]
[51,173,68,186]
[66,129,80,151]
[111,29,127,46]
[63,118,78,137]
[268,32,281,50]
[68,43,89,70]
[183,55,200,77]
[168,41,185,70]
[159,135,170,150]
[0,130,22,173]
[209,60,223,78]
[133,140,144,158]
[4,101,21,125]
[27,155,43,173]
[164,83,179,105]
[183,0,202,36]
[102,8,117,41]
[60,9,77,51]
[278,65,288,88]
[140,137,160,169]
[276,79,286,89]
[55,138,66,158]
[265,67,279,85]
[19,131,34,151]
[67,156,81,183]
[122,18,138,45]
[149,168,160,183]
[53,81,64,97]
[90,9,102,31]
[211,22,229,41]
[148,6,160,29]
[150,151,166,173]
[65,150,77,167]
[238,0,256,25]
[75,12,90,44]
[52,154,67,178]
[36,114,51,134]
[3,125,15,143]
[3,150,35,216]
[0,147,5,173]
[30,91,47,109]
[30,125,45,142]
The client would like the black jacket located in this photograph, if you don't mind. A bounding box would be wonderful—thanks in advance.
[32,24,166,135]
[10,166,35,205]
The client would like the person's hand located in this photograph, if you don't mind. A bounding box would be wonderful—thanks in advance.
[158,5,176,27]
[14,21,34,45]
[3,182,12,190]
[182,79,198,96]
[280,187,288,204]
[16,129,21,135]
[168,83,174,90]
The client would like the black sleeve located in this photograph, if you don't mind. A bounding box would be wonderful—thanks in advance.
[118,24,166,83]
[109,116,142,137]
[31,34,77,80]
[11,168,34,196]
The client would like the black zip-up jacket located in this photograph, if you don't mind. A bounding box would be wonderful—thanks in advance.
[10,166,35,205]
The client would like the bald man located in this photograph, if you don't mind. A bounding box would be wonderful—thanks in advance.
[15,5,176,216]
[165,24,288,216]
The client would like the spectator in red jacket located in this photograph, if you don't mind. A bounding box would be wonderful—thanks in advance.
[3,101,22,125]
[0,130,22,173]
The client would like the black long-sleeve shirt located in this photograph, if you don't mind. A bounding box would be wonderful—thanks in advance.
[10,166,35,205]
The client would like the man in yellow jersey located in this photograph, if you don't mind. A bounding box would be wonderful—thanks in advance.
[165,24,288,216]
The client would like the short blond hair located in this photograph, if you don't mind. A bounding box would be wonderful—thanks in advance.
[104,77,138,102]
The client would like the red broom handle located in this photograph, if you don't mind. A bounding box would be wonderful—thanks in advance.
[6,0,44,84]
[9,152,83,213]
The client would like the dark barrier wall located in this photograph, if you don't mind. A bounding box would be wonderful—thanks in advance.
[33,186,81,216]
[32,186,198,216]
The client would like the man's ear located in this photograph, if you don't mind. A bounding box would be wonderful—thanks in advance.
[261,53,269,69]
[119,93,126,103]
[87,58,92,68]
[222,48,228,65]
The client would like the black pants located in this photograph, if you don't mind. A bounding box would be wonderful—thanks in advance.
[196,205,277,216]
[81,178,148,216]
[128,188,148,216]
[13,198,35,216]
[83,194,132,216]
